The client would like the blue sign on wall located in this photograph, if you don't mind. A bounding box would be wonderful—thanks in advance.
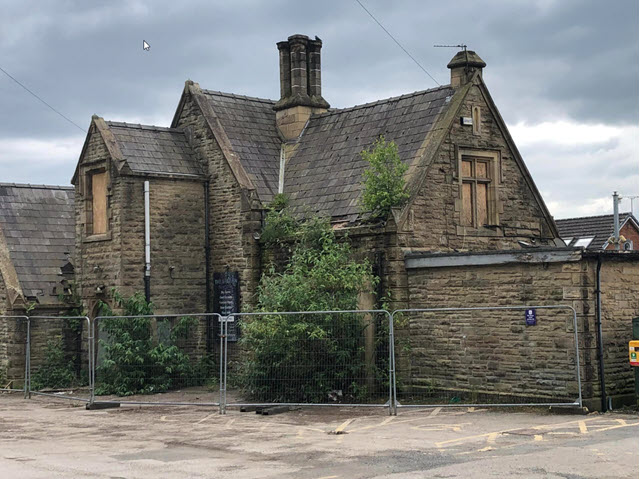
[525,309,537,326]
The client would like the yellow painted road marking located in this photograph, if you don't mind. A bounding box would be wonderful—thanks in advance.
[429,407,442,417]
[487,432,498,444]
[297,428,304,438]
[333,418,355,434]
[534,435,543,441]
[411,423,469,433]
[196,413,217,425]
[224,418,235,429]
[588,421,638,433]
[316,476,338,479]
[351,416,395,432]
[435,417,603,448]
[578,421,588,434]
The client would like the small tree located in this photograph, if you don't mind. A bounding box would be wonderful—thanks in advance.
[241,217,382,402]
[360,136,409,219]
[95,291,209,396]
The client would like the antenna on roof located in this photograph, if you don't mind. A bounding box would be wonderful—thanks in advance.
[434,44,467,51]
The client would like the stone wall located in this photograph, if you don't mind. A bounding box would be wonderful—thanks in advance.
[402,254,638,407]
[174,90,263,311]
[599,257,639,400]
[118,176,207,314]
[74,130,123,315]
[400,82,557,253]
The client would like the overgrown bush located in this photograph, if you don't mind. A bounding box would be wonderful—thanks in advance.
[31,338,77,390]
[95,291,215,396]
[360,136,409,219]
[242,217,386,402]
[261,193,299,247]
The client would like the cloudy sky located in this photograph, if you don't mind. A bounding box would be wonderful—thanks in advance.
[0,0,637,219]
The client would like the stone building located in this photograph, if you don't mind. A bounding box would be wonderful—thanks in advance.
[72,38,563,317]
[1,35,637,407]
[0,183,75,386]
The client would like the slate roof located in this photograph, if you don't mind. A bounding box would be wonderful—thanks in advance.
[283,86,455,221]
[202,90,282,202]
[106,122,203,177]
[0,183,75,304]
[556,213,638,249]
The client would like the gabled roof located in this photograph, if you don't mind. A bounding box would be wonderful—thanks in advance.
[200,91,282,202]
[284,86,455,222]
[556,213,638,250]
[0,183,75,305]
[105,122,203,177]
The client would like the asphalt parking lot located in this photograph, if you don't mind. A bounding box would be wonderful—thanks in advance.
[0,394,637,478]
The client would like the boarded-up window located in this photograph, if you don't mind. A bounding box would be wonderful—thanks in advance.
[462,182,474,226]
[86,171,108,235]
[460,156,493,228]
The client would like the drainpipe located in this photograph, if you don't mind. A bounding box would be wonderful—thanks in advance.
[595,255,607,411]
[204,181,213,352]
[144,181,151,303]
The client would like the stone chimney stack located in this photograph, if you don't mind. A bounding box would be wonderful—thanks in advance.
[447,50,486,88]
[274,34,329,140]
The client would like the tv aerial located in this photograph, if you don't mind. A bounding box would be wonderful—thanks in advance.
[434,44,468,51]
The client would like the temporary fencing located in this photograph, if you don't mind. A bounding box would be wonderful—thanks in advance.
[391,305,582,409]
[91,313,223,407]
[222,310,395,414]
[0,315,29,396]
[8,304,587,415]
[27,316,92,403]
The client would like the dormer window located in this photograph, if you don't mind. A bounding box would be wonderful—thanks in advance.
[86,170,108,236]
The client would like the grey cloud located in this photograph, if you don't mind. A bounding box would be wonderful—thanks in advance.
[0,0,637,217]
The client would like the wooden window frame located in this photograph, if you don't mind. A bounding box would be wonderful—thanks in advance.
[84,168,110,239]
[456,148,500,228]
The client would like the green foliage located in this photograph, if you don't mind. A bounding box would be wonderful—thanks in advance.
[261,194,299,247]
[95,291,215,397]
[360,136,410,219]
[242,218,385,402]
[31,338,77,390]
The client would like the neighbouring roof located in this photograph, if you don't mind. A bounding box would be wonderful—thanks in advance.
[106,122,204,177]
[0,183,75,305]
[556,213,638,250]
[283,86,455,221]
[202,90,282,202]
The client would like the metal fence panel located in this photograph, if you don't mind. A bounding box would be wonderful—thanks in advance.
[27,316,92,403]
[0,315,29,397]
[223,310,395,414]
[92,313,223,408]
[391,306,582,409]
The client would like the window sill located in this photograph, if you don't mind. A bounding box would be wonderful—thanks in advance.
[456,225,502,237]
[84,232,112,243]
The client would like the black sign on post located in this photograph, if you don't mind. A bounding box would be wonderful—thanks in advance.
[213,271,239,342]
